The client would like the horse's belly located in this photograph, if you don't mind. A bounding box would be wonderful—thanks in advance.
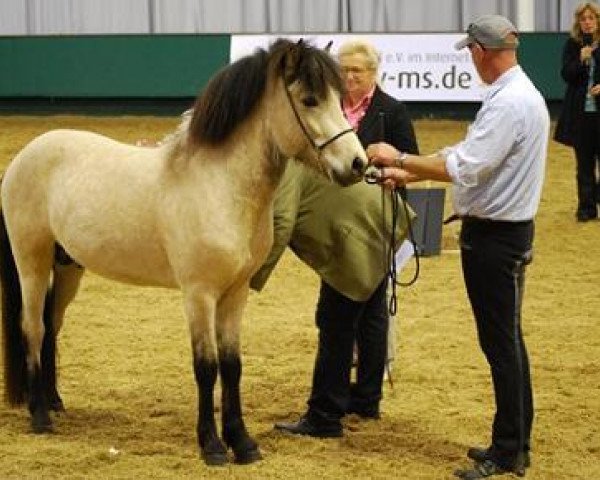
[65,237,177,288]
[86,253,176,288]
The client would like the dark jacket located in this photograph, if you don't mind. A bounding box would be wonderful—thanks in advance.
[250,86,419,301]
[554,36,600,147]
[357,86,419,155]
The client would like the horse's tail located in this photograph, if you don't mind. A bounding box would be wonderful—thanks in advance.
[0,207,28,406]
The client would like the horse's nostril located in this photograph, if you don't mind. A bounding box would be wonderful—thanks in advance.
[352,157,366,174]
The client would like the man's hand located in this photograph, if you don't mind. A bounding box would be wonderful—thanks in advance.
[378,167,412,189]
[366,142,401,167]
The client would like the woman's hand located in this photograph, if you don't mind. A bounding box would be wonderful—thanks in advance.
[590,84,600,96]
[581,45,594,63]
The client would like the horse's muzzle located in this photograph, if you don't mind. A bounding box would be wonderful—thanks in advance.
[351,156,367,176]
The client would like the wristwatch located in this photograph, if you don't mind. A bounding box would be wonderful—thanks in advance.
[394,151,408,169]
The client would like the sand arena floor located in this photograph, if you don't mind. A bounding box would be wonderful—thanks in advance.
[0,116,598,479]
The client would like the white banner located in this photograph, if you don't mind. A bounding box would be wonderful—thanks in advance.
[230,34,488,102]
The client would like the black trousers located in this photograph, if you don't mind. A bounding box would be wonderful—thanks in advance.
[460,218,534,459]
[574,111,600,217]
[307,279,388,425]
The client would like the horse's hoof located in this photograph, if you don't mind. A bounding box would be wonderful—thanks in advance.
[225,434,262,464]
[31,416,53,434]
[201,450,229,466]
[232,446,262,464]
[32,423,53,434]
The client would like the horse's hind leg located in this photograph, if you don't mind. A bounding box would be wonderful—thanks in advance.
[44,262,84,412]
[17,249,55,432]
[184,287,228,465]
[217,285,261,464]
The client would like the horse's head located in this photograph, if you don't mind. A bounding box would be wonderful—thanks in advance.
[187,38,367,186]
[267,39,368,186]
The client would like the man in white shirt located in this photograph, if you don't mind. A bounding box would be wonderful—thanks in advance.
[367,14,549,479]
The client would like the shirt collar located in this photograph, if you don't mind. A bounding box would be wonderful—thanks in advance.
[343,85,376,112]
[484,65,521,101]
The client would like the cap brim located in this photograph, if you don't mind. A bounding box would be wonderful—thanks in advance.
[454,36,472,50]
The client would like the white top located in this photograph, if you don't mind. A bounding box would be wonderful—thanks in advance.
[444,65,550,221]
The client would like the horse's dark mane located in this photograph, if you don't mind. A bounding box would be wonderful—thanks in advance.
[188,39,344,146]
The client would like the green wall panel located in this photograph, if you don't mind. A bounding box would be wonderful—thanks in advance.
[0,35,230,97]
[519,32,567,101]
[0,33,569,100]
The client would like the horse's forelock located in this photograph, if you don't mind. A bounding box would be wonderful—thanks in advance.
[277,39,344,99]
[304,53,343,98]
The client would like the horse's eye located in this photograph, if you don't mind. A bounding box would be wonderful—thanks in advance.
[302,96,318,107]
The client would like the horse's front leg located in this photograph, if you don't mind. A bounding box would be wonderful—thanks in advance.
[185,288,228,466]
[217,285,262,464]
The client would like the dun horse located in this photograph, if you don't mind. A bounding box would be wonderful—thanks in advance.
[0,39,367,465]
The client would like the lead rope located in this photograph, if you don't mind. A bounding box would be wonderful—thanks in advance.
[386,187,420,316]
[381,186,420,389]
[369,112,420,388]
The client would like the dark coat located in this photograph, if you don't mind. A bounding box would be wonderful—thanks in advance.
[554,36,600,147]
[357,86,419,155]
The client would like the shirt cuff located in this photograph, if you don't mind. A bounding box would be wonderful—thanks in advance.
[443,150,460,183]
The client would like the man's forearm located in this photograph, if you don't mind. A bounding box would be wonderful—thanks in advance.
[401,153,451,183]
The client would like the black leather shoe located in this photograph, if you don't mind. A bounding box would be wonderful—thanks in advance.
[467,447,530,468]
[454,457,527,479]
[274,416,342,438]
[455,447,529,479]
[576,210,597,222]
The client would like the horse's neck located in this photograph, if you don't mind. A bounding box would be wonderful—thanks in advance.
[163,119,285,225]
[220,116,287,201]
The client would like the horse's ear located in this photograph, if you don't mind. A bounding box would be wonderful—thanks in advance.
[282,40,304,80]
[324,40,333,52]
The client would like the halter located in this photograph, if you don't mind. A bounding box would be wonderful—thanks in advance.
[283,77,355,154]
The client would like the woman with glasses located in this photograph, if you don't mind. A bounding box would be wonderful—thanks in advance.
[266,39,419,438]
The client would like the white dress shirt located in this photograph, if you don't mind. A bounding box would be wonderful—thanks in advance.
[444,65,550,221]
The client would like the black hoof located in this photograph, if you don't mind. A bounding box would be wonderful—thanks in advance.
[200,436,229,466]
[201,450,229,466]
[232,446,262,464]
[31,412,53,434]
[224,432,262,464]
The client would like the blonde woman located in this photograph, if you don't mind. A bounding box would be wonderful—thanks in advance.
[555,2,600,222]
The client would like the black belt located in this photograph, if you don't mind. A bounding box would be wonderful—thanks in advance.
[444,214,532,226]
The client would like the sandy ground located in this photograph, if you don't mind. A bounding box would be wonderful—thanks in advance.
[0,115,598,479]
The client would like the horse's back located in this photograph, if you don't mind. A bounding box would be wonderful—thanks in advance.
[1,129,178,286]
[3,128,152,223]
[4,129,134,192]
